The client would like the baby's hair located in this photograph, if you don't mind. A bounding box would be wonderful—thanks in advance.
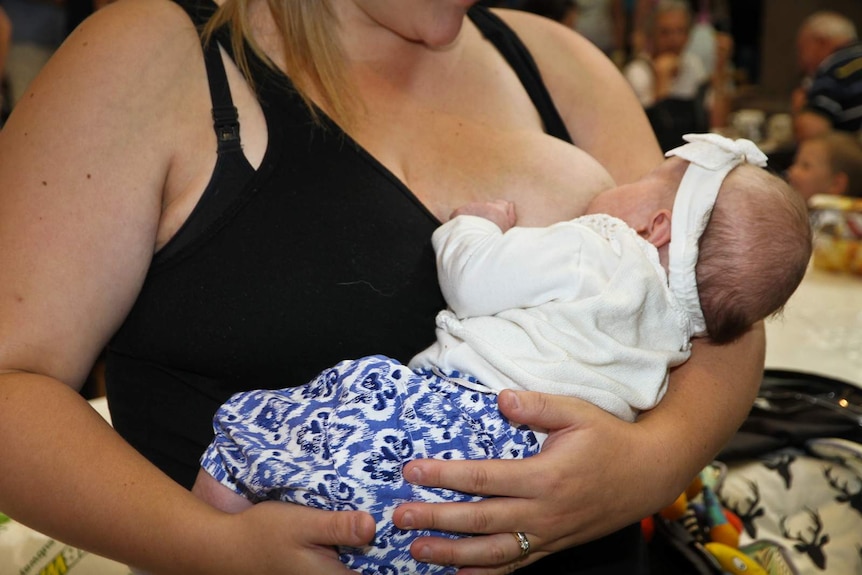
[695,165,812,343]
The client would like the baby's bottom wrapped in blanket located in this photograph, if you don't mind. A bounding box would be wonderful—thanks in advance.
[200,355,540,575]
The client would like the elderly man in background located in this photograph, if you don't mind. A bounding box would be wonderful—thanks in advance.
[622,0,708,150]
[793,11,862,141]
[623,0,706,109]
[622,0,732,150]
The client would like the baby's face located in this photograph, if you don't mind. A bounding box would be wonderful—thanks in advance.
[787,140,835,200]
[586,160,681,228]
[586,183,641,223]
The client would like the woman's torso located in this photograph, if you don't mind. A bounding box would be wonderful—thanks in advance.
[106,0,614,488]
[106,2,643,572]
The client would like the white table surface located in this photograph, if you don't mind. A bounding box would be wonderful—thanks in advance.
[764,264,862,387]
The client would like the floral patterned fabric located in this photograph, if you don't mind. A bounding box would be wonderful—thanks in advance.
[200,355,540,575]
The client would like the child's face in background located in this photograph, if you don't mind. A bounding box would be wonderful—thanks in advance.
[787,139,838,200]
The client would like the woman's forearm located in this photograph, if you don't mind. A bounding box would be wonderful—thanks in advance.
[636,323,765,497]
[0,373,235,574]
[0,373,375,574]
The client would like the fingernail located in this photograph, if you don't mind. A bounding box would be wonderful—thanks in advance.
[416,544,433,562]
[401,510,415,529]
[502,389,520,410]
[404,465,423,483]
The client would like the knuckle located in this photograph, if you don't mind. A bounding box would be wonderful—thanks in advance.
[486,541,509,565]
[326,512,348,542]
[466,507,494,533]
[468,465,494,494]
[435,546,458,567]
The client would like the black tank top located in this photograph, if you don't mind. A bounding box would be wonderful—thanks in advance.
[105,4,644,572]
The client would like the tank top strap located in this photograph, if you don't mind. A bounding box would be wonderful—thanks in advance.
[154,0,256,265]
[202,39,242,153]
[467,6,572,143]
[172,0,241,153]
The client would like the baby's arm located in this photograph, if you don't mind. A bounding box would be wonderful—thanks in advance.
[433,211,607,319]
[449,200,516,232]
[192,468,254,514]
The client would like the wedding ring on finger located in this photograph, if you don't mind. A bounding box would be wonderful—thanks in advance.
[512,531,531,558]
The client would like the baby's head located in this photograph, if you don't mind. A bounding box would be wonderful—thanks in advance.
[590,135,812,343]
[664,135,812,343]
[586,134,811,342]
[788,131,862,200]
[696,163,811,343]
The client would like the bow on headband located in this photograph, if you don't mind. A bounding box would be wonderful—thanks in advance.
[664,133,768,338]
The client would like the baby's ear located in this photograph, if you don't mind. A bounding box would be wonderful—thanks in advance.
[644,209,672,248]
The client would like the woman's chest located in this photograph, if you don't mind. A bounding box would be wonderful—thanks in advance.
[353,104,615,226]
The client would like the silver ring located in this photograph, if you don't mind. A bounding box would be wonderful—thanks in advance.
[512,531,530,558]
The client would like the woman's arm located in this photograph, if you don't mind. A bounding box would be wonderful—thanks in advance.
[0,2,372,572]
[433,216,602,319]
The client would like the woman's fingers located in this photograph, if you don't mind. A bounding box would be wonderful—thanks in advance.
[232,503,376,574]
[402,455,541,499]
[395,489,540,534]
[292,505,376,549]
[409,532,544,575]
[496,388,592,431]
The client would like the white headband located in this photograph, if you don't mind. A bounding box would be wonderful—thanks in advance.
[664,133,768,338]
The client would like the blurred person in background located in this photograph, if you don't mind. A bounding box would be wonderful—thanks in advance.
[623,1,705,110]
[622,0,706,150]
[788,131,862,201]
[793,11,862,142]
[2,0,67,107]
[622,0,733,150]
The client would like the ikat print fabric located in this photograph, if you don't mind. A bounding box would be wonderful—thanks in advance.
[201,355,540,575]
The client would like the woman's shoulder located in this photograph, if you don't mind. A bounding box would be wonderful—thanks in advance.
[65,0,201,71]
[34,0,209,148]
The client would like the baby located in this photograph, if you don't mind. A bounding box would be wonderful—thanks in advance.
[788,131,862,200]
[192,134,812,575]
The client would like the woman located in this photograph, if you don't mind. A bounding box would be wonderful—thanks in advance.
[0,0,764,573]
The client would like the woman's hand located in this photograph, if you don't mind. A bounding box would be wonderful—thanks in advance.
[393,327,764,575]
[187,468,375,575]
[392,390,682,575]
[206,503,375,575]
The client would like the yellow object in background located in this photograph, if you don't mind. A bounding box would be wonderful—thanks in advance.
[705,542,768,575]
[809,194,862,275]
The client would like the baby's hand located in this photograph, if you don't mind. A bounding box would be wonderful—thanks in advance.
[450,200,516,232]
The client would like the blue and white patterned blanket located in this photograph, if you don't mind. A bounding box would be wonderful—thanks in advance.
[201,355,540,575]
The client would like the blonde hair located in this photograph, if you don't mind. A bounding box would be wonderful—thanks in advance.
[202,0,356,128]
[695,166,812,343]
